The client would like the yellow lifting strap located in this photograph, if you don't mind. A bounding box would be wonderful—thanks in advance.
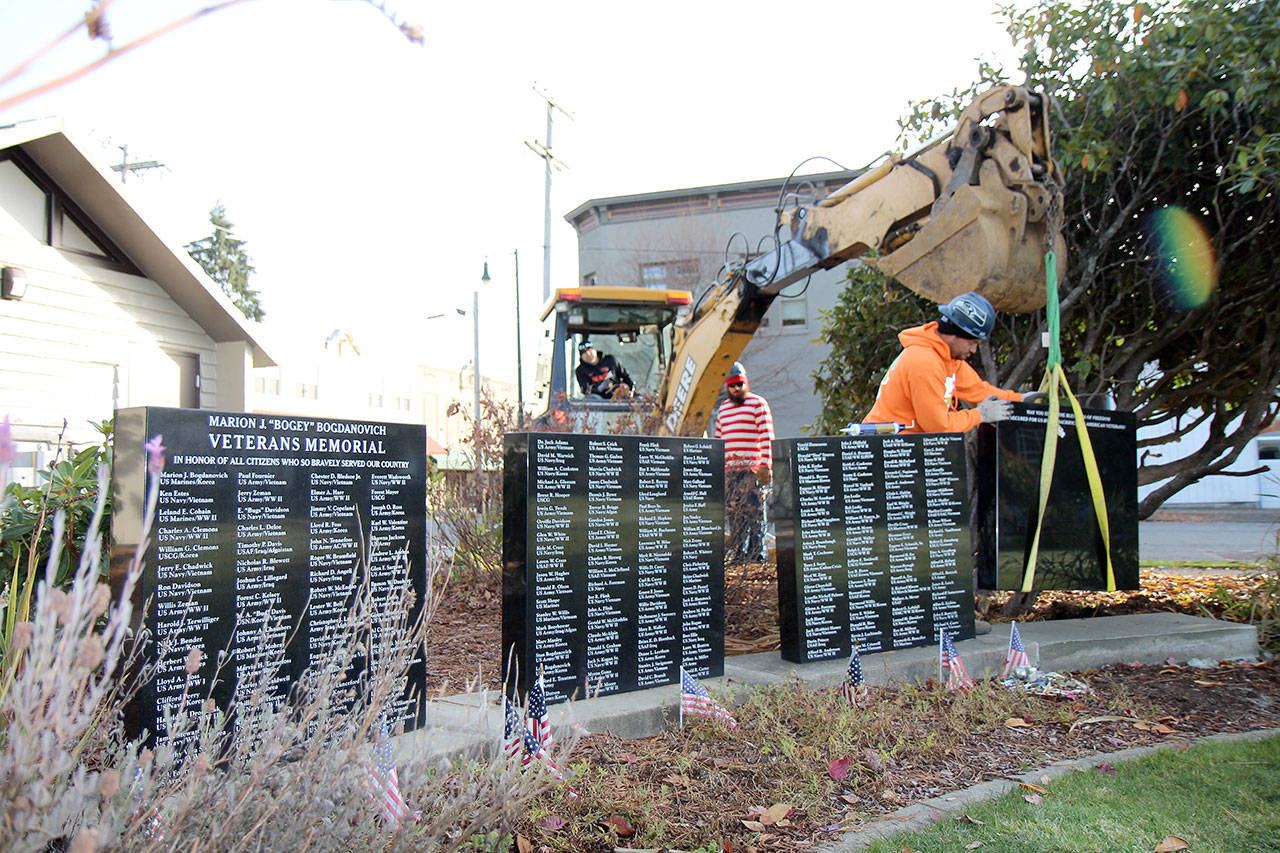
[1020,251,1117,593]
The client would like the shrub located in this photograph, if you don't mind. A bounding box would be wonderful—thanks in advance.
[1,421,112,632]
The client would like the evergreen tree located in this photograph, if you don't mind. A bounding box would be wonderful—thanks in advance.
[185,203,265,322]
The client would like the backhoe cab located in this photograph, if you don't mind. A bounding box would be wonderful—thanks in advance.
[538,286,692,430]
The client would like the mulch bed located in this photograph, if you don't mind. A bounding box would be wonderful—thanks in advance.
[423,565,1271,693]
[422,564,1278,850]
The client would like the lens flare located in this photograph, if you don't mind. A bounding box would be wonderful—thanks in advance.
[1142,206,1217,310]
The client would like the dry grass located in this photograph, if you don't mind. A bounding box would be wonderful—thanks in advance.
[511,661,1280,852]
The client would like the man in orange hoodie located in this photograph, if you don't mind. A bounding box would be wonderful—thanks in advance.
[863,292,1042,433]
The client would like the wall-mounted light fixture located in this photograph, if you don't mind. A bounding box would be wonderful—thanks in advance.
[1,267,29,300]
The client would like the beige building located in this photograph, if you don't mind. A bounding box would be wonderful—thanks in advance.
[0,118,273,473]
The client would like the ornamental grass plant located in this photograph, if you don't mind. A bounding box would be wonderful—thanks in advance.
[0,434,547,851]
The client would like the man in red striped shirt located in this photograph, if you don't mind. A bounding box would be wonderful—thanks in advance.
[713,362,775,565]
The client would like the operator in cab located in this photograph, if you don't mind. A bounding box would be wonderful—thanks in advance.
[863,292,1044,433]
[575,341,634,401]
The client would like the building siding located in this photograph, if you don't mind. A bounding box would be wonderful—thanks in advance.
[0,237,218,447]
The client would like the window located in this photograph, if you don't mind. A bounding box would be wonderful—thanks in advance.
[254,376,266,393]
[639,259,698,289]
[298,382,318,399]
[397,397,411,412]
[780,298,808,327]
[368,392,384,407]
[0,151,138,272]
[582,271,597,286]
[1260,443,1280,461]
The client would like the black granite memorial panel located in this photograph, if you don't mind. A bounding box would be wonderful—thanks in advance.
[773,434,973,664]
[502,432,724,703]
[110,407,427,747]
[976,403,1139,591]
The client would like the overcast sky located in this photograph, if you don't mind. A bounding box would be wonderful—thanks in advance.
[1,0,1022,385]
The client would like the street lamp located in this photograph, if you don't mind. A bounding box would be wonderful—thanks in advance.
[474,260,490,473]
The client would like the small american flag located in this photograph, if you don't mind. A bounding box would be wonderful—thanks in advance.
[840,644,870,708]
[501,696,524,761]
[522,728,577,797]
[526,672,554,750]
[365,722,418,827]
[1000,621,1032,679]
[679,666,737,729]
[939,630,975,693]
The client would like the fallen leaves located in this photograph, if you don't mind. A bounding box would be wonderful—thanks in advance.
[760,803,794,826]
[538,815,566,832]
[1020,782,1049,805]
[828,758,851,780]
[600,815,635,838]
[1154,836,1190,852]
[1004,717,1032,728]
[1069,715,1132,733]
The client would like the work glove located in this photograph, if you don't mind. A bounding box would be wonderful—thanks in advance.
[977,395,1014,424]
[1021,390,1048,404]
[755,465,772,487]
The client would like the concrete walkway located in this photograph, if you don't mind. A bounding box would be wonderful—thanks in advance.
[397,612,1259,765]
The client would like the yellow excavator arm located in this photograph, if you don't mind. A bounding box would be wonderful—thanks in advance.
[658,84,1064,435]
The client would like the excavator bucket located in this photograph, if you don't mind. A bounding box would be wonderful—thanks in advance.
[868,160,1062,313]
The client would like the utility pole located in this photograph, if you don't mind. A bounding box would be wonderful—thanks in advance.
[513,248,524,416]
[109,144,165,183]
[524,86,572,303]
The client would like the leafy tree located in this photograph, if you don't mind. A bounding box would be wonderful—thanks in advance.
[815,0,1280,517]
[185,203,265,322]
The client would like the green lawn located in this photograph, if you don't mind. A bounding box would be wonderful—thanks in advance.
[866,735,1280,853]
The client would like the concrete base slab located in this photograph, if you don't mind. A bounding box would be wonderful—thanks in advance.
[403,614,1259,765]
